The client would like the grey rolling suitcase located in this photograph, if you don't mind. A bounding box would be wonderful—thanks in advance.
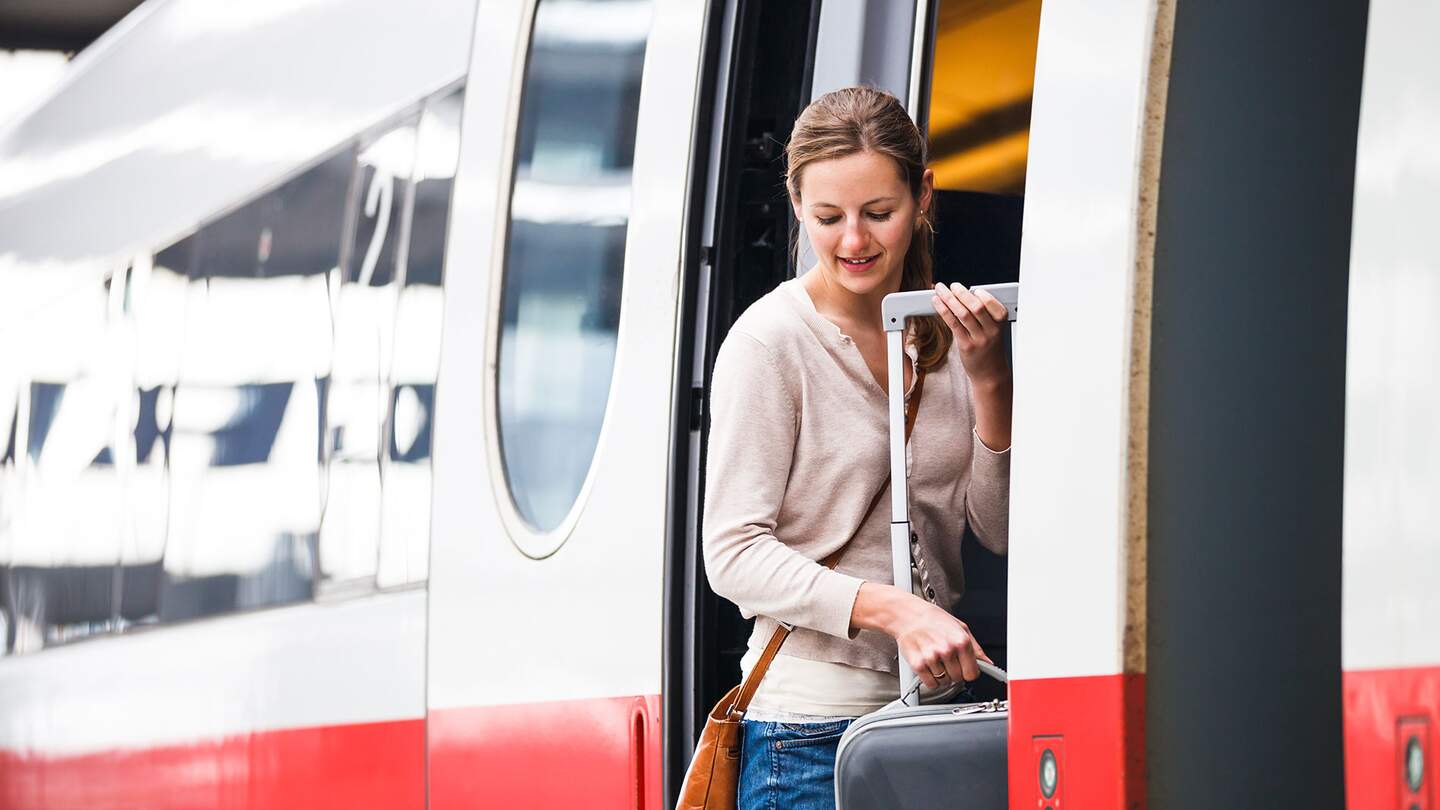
[833,284,1018,810]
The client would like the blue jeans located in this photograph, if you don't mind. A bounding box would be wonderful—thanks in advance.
[737,718,854,810]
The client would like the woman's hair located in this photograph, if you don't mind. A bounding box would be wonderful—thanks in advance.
[785,86,951,370]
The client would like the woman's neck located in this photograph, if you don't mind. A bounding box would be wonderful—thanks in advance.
[801,265,901,336]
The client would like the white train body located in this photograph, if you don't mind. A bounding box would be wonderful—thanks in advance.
[0,1,1434,808]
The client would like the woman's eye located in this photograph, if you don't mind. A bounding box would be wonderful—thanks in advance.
[866,211,893,222]
[816,215,841,226]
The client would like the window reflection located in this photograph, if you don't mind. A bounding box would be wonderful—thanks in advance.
[0,85,463,652]
[121,243,190,629]
[497,0,651,533]
[162,152,348,620]
[1,268,128,652]
[378,90,461,587]
[324,123,416,587]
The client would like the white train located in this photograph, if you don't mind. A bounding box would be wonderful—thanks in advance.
[0,0,1434,808]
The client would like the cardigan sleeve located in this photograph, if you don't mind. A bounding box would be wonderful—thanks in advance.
[701,331,866,640]
[965,428,1011,554]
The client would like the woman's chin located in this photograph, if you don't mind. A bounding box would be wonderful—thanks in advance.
[832,265,893,297]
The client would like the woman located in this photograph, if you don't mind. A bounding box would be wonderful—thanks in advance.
[701,86,1013,809]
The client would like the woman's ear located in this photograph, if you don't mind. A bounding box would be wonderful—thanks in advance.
[918,169,935,219]
[790,193,804,224]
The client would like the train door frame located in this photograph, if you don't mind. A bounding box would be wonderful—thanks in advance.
[661,0,823,798]
[662,0,952,800]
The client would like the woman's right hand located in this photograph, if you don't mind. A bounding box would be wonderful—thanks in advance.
[851,582,991,689]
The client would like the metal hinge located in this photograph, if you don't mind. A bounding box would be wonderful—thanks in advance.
[689,386,704,431]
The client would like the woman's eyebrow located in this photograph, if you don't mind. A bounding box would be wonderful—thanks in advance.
[811,196,900,209]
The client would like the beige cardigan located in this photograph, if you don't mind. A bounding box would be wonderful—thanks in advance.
[702,278,1010,674]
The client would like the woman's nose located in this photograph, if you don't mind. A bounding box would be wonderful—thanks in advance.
[841,220,869,254]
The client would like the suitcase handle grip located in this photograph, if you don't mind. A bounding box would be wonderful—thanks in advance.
[897,659,1010,707]
[881,283,1019,331]
[977,660,1008,684]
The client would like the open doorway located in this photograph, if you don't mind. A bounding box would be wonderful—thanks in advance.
[664,0,1043,798]
[924,0,1041,693]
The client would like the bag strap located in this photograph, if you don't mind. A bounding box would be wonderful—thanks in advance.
[728,369,927,719]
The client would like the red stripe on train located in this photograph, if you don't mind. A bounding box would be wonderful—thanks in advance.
[1344,665,1440,810]
[4,672,1434,808]
[1008,673,1146,809]
[0,695,666,810]
[428,694,662,810]
[0,718,423,810]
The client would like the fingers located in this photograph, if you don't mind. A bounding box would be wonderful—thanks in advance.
[938,283,984,347]
[939,646,968,685]
[916,658,941,690]
[907,645,948,690]
[920,630,983,686]
[900,604,992,690]
[930,284,969,346]
[954,283,1001,340]
[933,283,1003,347]
[973,287,1009,324]
[955,629,981,683]
[923,637,978,685]
[932,283,982,345]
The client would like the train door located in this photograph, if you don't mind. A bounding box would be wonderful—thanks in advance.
[663,0,1041,801]
[426,1,709,808]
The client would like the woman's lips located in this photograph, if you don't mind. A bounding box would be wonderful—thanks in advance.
[838,254,879,272]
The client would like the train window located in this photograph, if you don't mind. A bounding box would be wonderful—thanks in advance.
[162,153,349,620]
[495,0,652,540]
[378,88,463,587]
[325,122,417,589]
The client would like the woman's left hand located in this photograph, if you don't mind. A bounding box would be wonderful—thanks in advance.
[932,282,1009,386]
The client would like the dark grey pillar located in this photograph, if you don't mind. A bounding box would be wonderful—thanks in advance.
[1146,1,1369,807]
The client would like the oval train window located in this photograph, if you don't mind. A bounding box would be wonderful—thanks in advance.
[496,0,652,537]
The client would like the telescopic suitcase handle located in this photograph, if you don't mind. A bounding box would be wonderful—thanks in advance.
[880,283,1019,329]
[881,283,1018,705]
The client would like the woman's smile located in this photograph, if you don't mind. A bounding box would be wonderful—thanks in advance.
[838,254,880,272]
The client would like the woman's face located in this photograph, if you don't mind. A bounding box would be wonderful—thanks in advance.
[793,150,932,300]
